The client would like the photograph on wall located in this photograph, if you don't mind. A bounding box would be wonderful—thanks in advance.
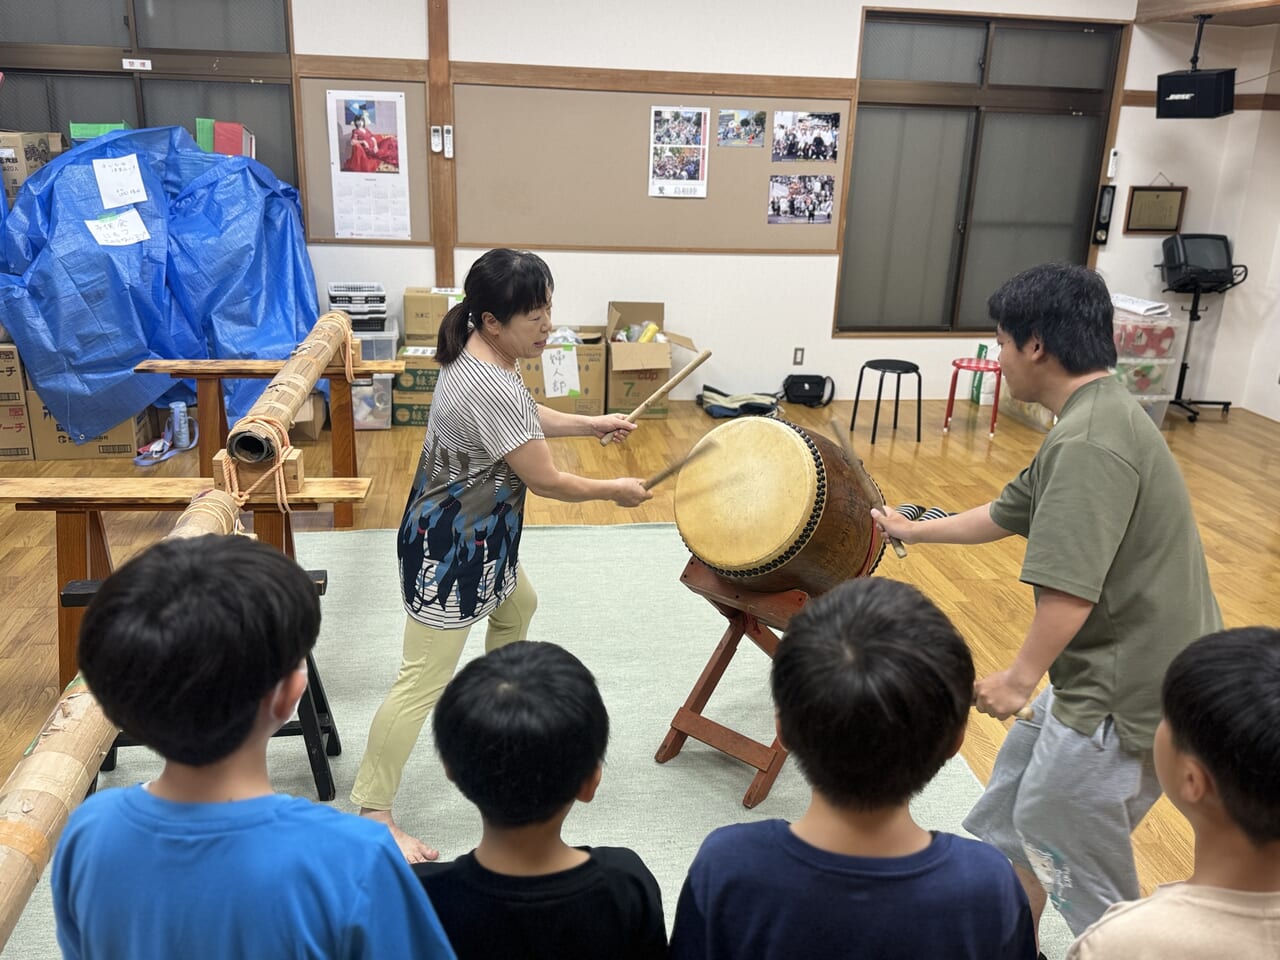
[767,175,835,225]
[772,110,840,163]
[648,105,709,198]
[326,89,411,239]
[717,109,767,147]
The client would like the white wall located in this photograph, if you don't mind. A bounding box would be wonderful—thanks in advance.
[291,0,428,59]
[1096,23,1280,421]
[307,246,436,337]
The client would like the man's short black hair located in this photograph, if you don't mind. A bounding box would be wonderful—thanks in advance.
[771,578,974,810]
[78,535,320,767]
[1162,626,1280,847]
[988,262,1117,374]
[433,641,608,828]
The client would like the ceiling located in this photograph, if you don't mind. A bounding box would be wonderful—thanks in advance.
[1171,5,1280,26]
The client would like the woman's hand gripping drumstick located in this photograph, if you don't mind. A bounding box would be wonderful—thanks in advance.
[828,419,908,560]
[600,349,713,445]
[642,439,718,491]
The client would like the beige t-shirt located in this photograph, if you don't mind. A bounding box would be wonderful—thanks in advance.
[1067,882,1280,959]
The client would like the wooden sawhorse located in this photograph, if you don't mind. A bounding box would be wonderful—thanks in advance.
[655,557,811,808]
[0,476,371,800]
[134,356,404,529]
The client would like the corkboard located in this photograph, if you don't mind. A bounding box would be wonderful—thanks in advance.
[453,84,848,251]
[298,77,431,242]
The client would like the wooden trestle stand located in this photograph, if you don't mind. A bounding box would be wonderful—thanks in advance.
[655,556,811,808]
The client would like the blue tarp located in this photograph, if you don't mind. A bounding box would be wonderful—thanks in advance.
[0,126,319,441]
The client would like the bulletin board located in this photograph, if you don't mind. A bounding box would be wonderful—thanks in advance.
[298,77,431,242]
[453,85,849,251]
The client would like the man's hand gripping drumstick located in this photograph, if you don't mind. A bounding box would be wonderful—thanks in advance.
[600,349,713,445]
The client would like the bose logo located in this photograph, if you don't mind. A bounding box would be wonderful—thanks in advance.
[1165,93,1195,101]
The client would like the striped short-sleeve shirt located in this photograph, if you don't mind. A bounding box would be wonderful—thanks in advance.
[398,350,544,629]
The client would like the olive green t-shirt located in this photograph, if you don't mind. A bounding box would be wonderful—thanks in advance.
[989,377,1220,751]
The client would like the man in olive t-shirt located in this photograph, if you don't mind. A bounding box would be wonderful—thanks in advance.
[873,263,1221,940]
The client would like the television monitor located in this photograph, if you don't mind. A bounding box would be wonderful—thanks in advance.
[1160,233,1234,292]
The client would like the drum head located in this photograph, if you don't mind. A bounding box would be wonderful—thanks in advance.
[674,418,819,572]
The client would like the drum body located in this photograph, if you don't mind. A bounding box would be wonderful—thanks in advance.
[673,417,885,596]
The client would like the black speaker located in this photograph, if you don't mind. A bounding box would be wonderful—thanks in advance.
[1156,68,1235,119]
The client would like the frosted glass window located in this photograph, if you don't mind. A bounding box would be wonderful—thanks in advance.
[954,113,1102,329]
[837,107,975,330]
[0,0,130,46]
[136,0,288,53]
[861,21,986,85]
[988,27,1115,90]
[140,79,295,184]
[0,73,138,140]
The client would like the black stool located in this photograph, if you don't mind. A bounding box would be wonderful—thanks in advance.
[850,359,922,444]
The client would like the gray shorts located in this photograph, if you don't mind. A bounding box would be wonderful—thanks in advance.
[962,686,1162,937]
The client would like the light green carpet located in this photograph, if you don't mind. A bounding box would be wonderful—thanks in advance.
[8,524,1073,957]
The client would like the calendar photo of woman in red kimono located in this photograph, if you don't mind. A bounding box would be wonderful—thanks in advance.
[341,102,400,174]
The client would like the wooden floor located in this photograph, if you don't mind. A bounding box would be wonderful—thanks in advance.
[3,398,1277,895]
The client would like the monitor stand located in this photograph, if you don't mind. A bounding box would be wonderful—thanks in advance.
[1169,285,1231,423]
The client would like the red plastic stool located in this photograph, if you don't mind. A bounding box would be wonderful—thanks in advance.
[943,357,1003,438]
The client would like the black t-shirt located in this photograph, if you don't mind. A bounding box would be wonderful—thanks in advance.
[414,846,666,960]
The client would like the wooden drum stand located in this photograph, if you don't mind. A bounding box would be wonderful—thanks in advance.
[654,556,811,808]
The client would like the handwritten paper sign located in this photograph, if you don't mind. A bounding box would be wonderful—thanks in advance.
[92,154,147,209]
[541,345,582,398]
[84,208,151,246]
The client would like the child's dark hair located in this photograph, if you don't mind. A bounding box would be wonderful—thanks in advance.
[987,262,1117,374]
[433,641,608,827]
[1162,626,1280,847]
[771,578,973,810]
[78,535,320,767]
[435,248,554,365]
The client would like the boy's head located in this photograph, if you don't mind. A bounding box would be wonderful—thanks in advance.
[771,578,973,811]
[433,641,608,828]
[988,262,1117,375]
[78,534,320,767]
[1158,626,1280,848]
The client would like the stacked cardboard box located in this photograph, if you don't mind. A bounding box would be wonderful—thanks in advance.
[604,302,698,418]
[392,346,440,427]
[403,287,463,346]
[26,393,154,461]
[520,327,607,417]
[0,132,53,206]
[0,345,32,461]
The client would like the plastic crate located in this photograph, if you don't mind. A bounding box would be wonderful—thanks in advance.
[1135,394,1172,428]
[1113,312,1187,362]
[354,331,399,363]
[327,281,386,306]
[352,374,392,430]
[1114,358,1177,396]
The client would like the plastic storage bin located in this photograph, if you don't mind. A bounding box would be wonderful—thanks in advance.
[1114,358,1177,396]
[354,330,399,362]
[352,373,393,430]
[1113,312,1188,362]
[328,282,388,333]
[1134,394,1171,428]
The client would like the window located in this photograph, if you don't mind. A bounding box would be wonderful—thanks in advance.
[0,0,295,184]
[837,16,1121,332]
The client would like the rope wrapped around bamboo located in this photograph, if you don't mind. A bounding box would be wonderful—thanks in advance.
[226,310,354,463]
[0,491,239,950]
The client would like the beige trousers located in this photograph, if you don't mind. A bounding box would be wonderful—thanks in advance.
[349,570,537,810]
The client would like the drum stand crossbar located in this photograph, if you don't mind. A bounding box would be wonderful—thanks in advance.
[655,557,810,808]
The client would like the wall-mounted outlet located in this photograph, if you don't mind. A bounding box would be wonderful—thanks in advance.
[792,347,804,366]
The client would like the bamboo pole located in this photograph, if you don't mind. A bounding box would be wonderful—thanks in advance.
[226,311,352,463]
[0,492,239,949]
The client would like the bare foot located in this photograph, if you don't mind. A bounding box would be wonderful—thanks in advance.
[360,808,439,863]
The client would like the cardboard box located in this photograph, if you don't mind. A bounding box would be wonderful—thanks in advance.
[603,302,697,418]
[403,287,463,345]
[395,345,442,393]
[288,393,327,442]
[520,326,607,416]
[392,398,433,428]
[27,392,153,460]
[0,132,52,196]
[0,345,25,405]
[0,400,33,461]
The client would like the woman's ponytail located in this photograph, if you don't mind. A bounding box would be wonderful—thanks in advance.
[434,298,471,365]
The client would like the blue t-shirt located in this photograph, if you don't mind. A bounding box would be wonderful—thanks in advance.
[669,820,1035,960]
[52,785,456,960]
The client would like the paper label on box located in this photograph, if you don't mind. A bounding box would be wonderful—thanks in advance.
[92,154,147,209]
[85,208,151,246]
[0,149,14,161]
[542,345,582,398]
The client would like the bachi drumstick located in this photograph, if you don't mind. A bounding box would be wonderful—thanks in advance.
[600,349,712,445]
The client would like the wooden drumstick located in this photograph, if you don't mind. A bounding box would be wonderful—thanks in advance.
[828,418,908,560]
[642,439,717,491]
[599,349,713,445]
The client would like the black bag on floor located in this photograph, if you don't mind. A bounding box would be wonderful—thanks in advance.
[782,374,835,407]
